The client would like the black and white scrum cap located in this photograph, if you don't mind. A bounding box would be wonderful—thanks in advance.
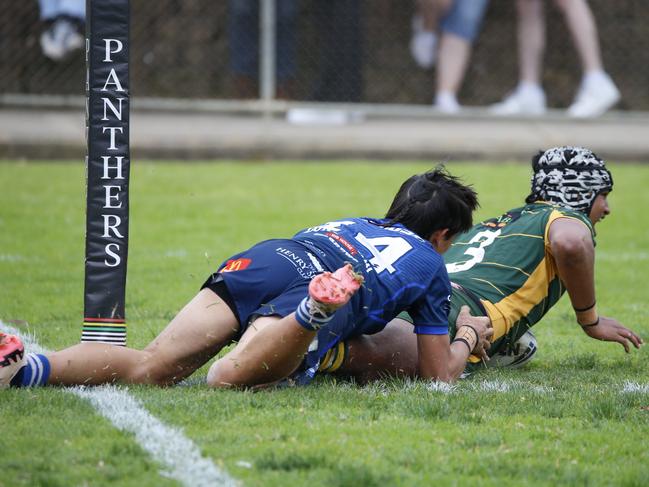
[530,146,613,213]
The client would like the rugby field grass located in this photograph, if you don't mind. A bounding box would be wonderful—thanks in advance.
[1,161,648,486]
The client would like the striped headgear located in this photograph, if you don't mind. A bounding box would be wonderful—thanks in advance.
[526,146,613,214]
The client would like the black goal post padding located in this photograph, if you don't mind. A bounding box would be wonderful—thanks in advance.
[82,0,130,346]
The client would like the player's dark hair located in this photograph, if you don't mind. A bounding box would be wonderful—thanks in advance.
[385,167,479,240]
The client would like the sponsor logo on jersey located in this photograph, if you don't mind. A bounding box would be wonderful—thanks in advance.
[303,221,356,233]
[220,258,252,272]
[326,232,358,255]
[276,247,319,279]
[481,209,523,229]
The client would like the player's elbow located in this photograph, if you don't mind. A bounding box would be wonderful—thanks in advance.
[552,236,592,265]
[419,365,454,384]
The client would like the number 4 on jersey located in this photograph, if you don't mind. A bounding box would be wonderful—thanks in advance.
[355,233,412,274]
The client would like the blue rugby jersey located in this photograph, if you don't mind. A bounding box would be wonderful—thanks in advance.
[292,217,451,336]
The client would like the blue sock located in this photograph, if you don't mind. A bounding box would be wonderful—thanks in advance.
[10,353,51,387]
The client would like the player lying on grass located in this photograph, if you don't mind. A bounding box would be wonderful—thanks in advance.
[318,147,643,382]
[0,168,492,390]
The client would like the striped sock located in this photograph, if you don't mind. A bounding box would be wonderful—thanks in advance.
[10,353,51,387]
[295,296,335,331]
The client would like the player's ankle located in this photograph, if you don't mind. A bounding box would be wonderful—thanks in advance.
[10,353,51,387]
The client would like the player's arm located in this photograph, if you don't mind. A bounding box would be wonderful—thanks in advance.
[417,307,492,382]
[548,218,643,352]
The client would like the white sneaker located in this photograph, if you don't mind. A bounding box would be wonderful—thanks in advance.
[0,333,25,388]
[40,17,84,61]
[567,73,620,118]
[434,92,461,114]
[410,15,437,69]
[490,86,547,116]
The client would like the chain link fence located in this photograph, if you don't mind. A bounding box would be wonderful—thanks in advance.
[2,0,648,111]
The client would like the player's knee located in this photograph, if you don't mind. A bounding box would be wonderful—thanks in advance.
[206,359,245,388]
[126,354,182,386]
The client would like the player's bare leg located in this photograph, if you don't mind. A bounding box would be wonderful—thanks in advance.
[45,288,240,386]
[208,264,363,387]
[335,318,419,383]
[335,306,494,382]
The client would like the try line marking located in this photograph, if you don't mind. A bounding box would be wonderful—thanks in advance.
[1,321,237,487]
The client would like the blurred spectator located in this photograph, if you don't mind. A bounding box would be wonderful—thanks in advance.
[310,0,363,102]
[410,0,490,113]
[228,0,297,99]
[491,0,620,118]
[409,0,450,70]
[38,0,85,61]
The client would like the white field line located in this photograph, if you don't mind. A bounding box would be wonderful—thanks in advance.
[426,381,457,393]
[1,321,238,487]
[418,379,647,395]
[366,378,554,395]
[468,379,553,394]
[622,381,649,393]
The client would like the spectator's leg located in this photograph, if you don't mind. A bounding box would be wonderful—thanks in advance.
[435,34,471,113]
[435,0,490,111]
[552,0,602,73]
[554,0,620,116]
[409,0,452,69]
[517,0,545,86]
[439,0,490,47]
[490,0,546,114]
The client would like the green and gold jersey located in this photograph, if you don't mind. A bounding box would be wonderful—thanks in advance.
[444,202,594,343]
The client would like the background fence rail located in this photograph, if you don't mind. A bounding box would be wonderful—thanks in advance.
[1,1,647,111]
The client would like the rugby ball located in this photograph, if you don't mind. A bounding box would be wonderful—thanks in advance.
[488,330,537,369]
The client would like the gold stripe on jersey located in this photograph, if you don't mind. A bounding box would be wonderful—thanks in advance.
[543,211,592,242]
[481,252,557,341]
[478,209,591,341]
[496,233,544,240]
[470,277,505,296]
[478,261,531,277]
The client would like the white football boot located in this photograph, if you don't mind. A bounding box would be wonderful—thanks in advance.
[0,333,25,388]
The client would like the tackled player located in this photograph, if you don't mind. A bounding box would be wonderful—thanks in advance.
[327,146,644,382]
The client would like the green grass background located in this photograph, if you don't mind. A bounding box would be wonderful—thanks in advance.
[1,160,648,486]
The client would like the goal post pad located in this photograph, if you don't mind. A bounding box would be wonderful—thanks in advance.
[82,0,130,346]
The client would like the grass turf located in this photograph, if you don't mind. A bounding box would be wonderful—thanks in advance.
[1,160,648,486]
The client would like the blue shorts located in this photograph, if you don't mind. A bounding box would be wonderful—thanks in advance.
[201,239,356,383]
[440,0,490,42]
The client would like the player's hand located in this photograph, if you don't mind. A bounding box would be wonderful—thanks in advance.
[456,305,493,360]
[582,316,644,353]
